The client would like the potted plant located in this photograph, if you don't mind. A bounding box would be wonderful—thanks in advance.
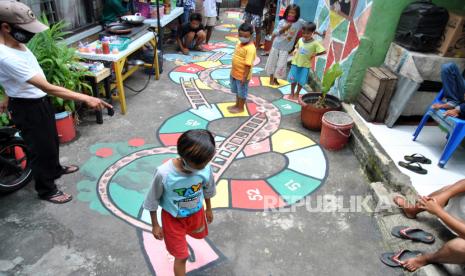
[0,87,10,127]
[27,16,91,143]
[299,63,344,130]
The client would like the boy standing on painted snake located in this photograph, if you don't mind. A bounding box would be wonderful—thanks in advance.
[227,22,256,114]
[144,130,217,276]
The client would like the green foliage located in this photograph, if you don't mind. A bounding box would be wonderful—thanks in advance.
[0,86,10,127]
[27,15,91,113]
[316,63,343,108]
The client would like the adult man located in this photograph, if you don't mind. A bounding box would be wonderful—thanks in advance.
[394,179,465,271]
[243,0,266,49]
[0,1,111,204]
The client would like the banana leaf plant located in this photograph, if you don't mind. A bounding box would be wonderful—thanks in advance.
[314,63,343,108]
[27,15,91,113]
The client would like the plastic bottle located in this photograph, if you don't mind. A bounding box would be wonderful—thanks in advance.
[102,38,110,54]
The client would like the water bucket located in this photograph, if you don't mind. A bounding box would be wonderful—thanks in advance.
[320,111,354,151]
[55,111,76,143]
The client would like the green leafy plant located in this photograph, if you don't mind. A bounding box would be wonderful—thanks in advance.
[0,86,10,127]
[27,15,91,113]
[315,63,343,108]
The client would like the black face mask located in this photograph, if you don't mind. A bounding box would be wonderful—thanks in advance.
[10,26,35,44]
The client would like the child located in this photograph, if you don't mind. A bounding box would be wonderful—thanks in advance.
[178,0,196,24]
[288,22,326,99]
[265,4,304,86]
[228,23,256,114]
[144,129,216,276]
[203,0,217,44]
[177,13,206,55]
[243,0,266,48]
[216,0,222,20]
[432,62,465,118]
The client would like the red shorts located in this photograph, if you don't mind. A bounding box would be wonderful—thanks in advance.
[161,208,209,259]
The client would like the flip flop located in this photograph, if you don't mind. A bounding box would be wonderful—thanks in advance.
[398,161,427,175]
[404,154,431,164]
[40,190,73,204]
[380,249,422,267]
[391,226,435,244]
[61,165,79,175]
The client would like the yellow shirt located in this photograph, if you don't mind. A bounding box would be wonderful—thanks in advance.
[231,42,256,81]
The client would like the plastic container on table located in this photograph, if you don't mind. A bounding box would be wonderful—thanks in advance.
[109,37,131,52]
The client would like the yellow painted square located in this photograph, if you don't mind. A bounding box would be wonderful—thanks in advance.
[196,61,222,69]
[195,79,212,90]
[226,36,239,43]
[260,77,289,88]
[329,11,345,29]
[271,129,316,153]
[211,179,229,208]
[217,102,250,117]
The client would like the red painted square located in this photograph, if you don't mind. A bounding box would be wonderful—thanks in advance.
[159,133,183,146]
[175,63,205,73]
[341,21,360,60]
[324,44,335,73]
[231,180,285,209]
[333,41,344,62]
[246,102,258,115]
[248,77,260,87]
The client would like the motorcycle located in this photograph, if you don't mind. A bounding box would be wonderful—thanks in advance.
[0,127,32,193]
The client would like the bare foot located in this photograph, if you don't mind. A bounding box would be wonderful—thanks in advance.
[432,103,453,110]
[228,106,244,114]
[402,255,428,272]
[393,196,420,219]
[270,79,280,86]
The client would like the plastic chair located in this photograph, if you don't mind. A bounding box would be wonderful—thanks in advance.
[413,89,465,168]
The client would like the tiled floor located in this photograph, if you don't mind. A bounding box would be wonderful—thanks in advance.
[356,111,465,195]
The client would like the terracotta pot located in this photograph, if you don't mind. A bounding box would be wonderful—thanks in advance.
[299,93,342,130]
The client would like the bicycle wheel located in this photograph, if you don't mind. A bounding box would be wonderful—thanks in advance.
[0,138,33,193]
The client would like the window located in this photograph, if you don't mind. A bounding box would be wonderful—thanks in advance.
[20,0,103,32]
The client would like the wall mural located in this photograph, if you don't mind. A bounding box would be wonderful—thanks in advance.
[312,0,372,99]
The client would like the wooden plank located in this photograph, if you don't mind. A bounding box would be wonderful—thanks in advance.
[355,103,373,122]
[356,92,374,112]
[375,67,398,122]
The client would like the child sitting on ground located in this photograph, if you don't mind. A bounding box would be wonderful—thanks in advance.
[265,4,305,86]
[144,129,216,276]
[228,22,256,114]
[177,13,206,55]
[288,22,326,100]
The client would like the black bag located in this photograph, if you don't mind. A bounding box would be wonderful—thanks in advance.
[394,0,449,52]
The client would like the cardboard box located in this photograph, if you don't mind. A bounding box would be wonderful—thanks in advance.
[437,11,465,58]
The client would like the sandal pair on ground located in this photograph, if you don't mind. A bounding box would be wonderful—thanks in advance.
[39,165,79,204]
[398,153,431,175]
[380,226,435,270]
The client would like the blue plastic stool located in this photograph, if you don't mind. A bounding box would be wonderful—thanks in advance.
[413,89,465,168]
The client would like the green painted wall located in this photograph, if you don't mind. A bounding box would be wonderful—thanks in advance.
[344,0,465,102]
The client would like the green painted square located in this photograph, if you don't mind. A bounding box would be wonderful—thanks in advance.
[318,5,329,25]
[267,169,321,204]
[332,20,349,42]
[315,57,326,81]
[159,111,209,134]
[273,99,301,115]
